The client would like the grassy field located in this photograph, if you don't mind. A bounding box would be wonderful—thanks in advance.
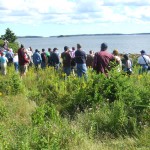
[0,65,149,149]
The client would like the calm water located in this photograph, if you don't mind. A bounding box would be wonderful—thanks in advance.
[17,35,150,54]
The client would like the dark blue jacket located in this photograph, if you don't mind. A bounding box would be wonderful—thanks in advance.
[75,50,86,64]
[50,52,60,65]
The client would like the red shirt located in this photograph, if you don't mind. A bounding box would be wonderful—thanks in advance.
[18,48,29,65]
[93,51,114,74]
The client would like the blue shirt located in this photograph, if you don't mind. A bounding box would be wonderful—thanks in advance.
[33,52,42,65]
[0,56,8,64]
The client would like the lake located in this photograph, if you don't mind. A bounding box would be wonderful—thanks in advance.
[17,34,150,54]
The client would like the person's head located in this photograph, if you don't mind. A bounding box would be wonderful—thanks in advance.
[72,47,75,51]
[9,48,13,52]
[4,40,8,43]
[21,44,24,48]
[89,50,93,54]
[53,48,58,52]
[48,48,52,52]
[123,54,129,60]
[140,50,146,55]
[64,46,69,52]
[29,47,32,51]
[42,48,45,52]
[113,49,119,56]
[101,43,108,51]
[77,44,81,50]
[35,49,39,53]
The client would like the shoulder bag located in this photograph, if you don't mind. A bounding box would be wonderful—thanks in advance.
[142,55,150,70]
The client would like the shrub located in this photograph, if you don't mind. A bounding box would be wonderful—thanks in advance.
[0,72,24,95]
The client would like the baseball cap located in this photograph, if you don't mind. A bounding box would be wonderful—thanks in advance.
[140,50,146,54]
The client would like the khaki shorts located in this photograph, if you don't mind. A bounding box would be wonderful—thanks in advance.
[19,65,28,74]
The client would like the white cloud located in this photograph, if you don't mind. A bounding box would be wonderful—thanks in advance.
[0,0,150,25]
[103,0,150,6]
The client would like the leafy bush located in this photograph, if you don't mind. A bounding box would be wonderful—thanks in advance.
[0,71,24,95]
[0,65,150,149]
[0,39,19,52]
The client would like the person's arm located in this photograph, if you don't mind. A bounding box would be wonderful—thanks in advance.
[6,57,8,63]
[22,50,29,63]
[67,51,71,60]
[148,56,150,64]
[24,53,29,63]
[39,54,42,63]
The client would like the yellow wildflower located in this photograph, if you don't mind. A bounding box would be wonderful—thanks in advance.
[138,75,142,80]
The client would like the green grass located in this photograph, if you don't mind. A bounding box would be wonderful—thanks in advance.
[0,66,149,149]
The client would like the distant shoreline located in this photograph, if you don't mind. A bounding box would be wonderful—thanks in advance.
[17,33,150,38]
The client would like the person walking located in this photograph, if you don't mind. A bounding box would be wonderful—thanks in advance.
[33,49,42,71]
[61,46,72,76]
[123,54,132,75]
[93,43,115,76]
[70,47,76,75]
[50,48,60,70]
[112,49,122,72]
[86,50,94,68]
[41,49,47,69]
[75,44,87,78]
[18,44,29,78]
[0,52,8,75]
[5,48,13,66]
[13,53,19,72]
[138,50,150,74]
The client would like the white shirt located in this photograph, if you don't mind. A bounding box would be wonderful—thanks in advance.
[13,55,18,63]
[114,56,122,66]
[126,60,132,68]
[138,55,150,65]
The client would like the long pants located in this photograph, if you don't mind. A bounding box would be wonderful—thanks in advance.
[1,63,7,75]
[14,62,19,72]
[76,63,87,77]
[63,67,71,76]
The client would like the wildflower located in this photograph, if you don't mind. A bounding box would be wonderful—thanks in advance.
[138,75,142,80]
[62,73,66,77]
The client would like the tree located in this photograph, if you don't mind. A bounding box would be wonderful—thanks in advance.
[1,28,17,43]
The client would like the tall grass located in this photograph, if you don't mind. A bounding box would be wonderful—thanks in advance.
[0,65,149,149]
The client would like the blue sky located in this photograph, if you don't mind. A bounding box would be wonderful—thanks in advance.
[0,0,150,37]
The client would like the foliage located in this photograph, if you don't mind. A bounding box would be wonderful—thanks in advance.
[0,39,19,52]
[0,65,149,149]
[0,68,24,95]
[1,28,17,43]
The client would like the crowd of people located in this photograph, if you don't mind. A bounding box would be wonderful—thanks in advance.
[0,40,150,78]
